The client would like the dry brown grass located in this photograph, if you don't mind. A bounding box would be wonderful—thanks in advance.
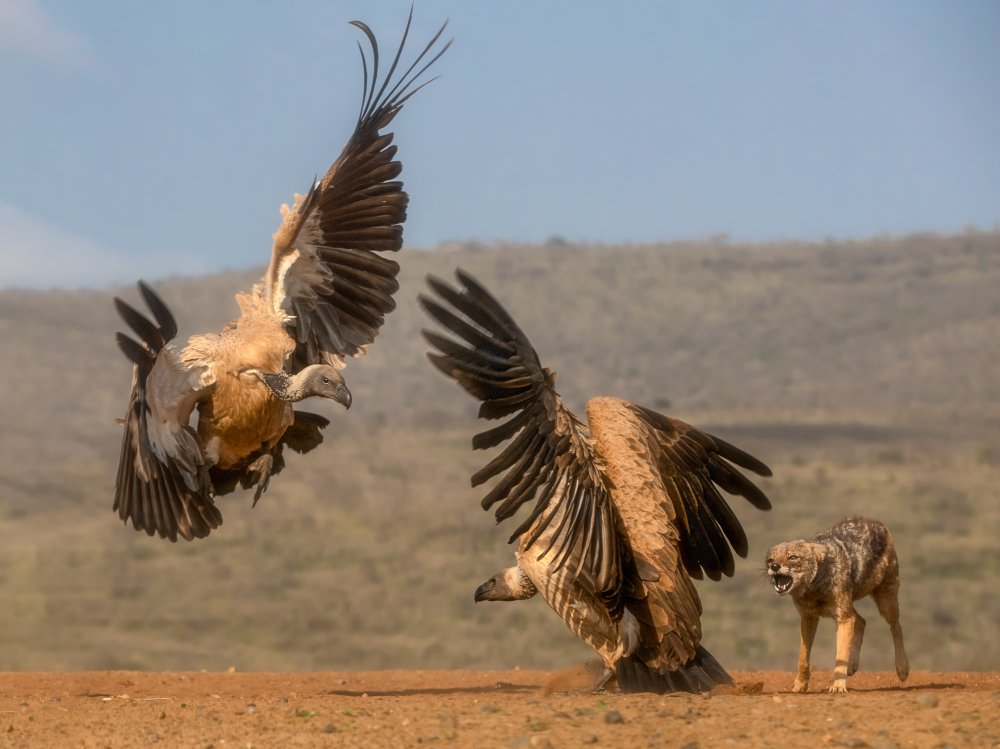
[0,231,997,672]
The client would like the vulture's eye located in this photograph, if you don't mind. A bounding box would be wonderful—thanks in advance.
[322,376,332,385]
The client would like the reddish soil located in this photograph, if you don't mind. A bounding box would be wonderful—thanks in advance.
[1,669,997,748]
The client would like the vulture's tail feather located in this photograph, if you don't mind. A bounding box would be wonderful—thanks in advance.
[615,645,732,694]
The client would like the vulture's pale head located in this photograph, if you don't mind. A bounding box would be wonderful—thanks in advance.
[295,364,352,408]
[474,565,538,602]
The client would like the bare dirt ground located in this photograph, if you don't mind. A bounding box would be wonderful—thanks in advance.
[1,669,997,748]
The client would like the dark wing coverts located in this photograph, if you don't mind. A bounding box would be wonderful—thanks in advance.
[420,270,625,612]
[629,405,772,581]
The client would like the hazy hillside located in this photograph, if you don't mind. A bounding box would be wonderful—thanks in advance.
[1,232,998,673]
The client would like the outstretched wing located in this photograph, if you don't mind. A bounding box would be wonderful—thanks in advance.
[420,269,625,614]
[629,404,772,581]
[113,282,221,541]
[266,11,451,372]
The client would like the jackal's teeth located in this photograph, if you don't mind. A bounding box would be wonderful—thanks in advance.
[772,573,794,595]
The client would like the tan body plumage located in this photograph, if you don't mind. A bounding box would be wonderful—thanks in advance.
[184,293,297,469]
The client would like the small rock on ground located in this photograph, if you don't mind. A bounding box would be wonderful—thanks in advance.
[916,693,939,708]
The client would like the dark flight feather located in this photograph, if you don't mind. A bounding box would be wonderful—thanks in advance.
[422,269,624,609]
[274,15,450,373]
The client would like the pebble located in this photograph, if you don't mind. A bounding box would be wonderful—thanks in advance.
[480,704,500,714]
[840,740,868,748]
[915,693,939,708]
[869,737,899,749]
[680,741,700,749]
[321,724,336,734]
[529,737,553,749]
[604,709,625,724]
[581,735,598,745]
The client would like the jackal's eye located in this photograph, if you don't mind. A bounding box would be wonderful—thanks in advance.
[787,554,798,561]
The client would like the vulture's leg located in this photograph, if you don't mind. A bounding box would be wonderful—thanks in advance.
[591,666,615,692]
[248,443,275,507]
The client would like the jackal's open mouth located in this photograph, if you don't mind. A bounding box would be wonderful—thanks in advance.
[772,573,793,595]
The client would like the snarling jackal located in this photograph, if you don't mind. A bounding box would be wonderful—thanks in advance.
[766,516,909,693]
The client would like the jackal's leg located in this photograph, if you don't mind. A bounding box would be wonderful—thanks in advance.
[873,580,909,681]
[848,612,866,675]
[830,608,859,693]
[793,615,819,693]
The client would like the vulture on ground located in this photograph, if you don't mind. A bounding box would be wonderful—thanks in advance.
[112,12,450,541]
[420,270,773,693]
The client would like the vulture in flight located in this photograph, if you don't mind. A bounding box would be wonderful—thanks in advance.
[112,13,450,542]
[420,270,773,693]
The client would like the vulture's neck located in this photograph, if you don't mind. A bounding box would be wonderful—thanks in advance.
[504,566,538,600]
[256,371,308,402]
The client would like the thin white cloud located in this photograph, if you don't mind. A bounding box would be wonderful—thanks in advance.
[0,0,97,71]
[0,202,209,289]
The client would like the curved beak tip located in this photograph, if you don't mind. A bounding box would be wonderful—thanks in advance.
[338,387,353,410]
[473,584,487,603]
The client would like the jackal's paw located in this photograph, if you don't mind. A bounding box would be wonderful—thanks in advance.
[792,677,809,693]
[896,656,910,682]
[828,679,849,694]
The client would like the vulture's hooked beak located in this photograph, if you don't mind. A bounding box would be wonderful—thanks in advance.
[335,383,352,410]
[473,580,493,603]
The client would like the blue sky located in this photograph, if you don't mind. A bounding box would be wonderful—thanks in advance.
[1,0,998,288]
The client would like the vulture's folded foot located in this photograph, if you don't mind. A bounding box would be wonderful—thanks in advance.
[248,453,275,507]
